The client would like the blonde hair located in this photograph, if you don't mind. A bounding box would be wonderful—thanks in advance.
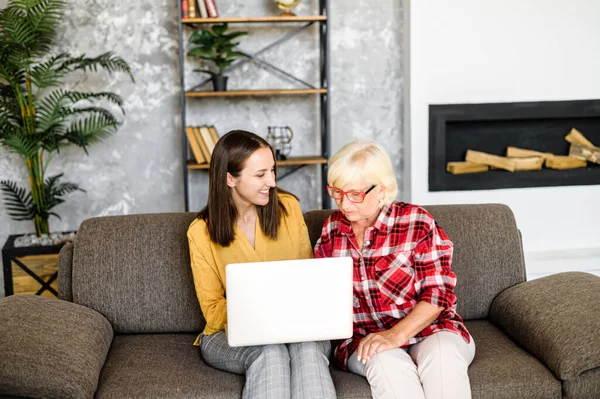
[327,140,398,205]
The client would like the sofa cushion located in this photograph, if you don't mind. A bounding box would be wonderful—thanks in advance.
[425,204,526,320]
[58,241,74,301]
[0,295,113,399]
[466,320,561,399]
[255,319,562,399]
[99,333,373,399]
[96,334,244,399]
[332,321,565,399]
[563,367,600,399]
[490,272,600,380]
[94,324,563,399]
[331,368,372,398]
[72,212,204,334]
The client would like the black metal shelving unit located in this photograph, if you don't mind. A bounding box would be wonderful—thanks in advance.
[176,1,331,211]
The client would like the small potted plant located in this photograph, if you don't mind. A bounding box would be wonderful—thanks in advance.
[187,23,248,91]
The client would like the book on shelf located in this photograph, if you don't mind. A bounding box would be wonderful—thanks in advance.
[185,127,206,164]
[188,0,197,18]
[208,126,220,145]
[182,0,189,19]
[197,0,208,18]
[193,126,212,161]
[204,0,218,18]
[199,126,217,155]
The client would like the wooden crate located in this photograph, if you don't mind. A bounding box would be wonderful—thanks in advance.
[11,254,59,297]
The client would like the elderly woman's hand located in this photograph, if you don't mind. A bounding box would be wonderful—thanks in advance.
[356,301,445,363]
[356,329,405,363]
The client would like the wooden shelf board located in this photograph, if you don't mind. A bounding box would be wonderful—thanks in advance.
[187,162,210,170]
[277,156,328,166]
[183,16,327,24]
[187,156,327,170]
[185,88,327,97]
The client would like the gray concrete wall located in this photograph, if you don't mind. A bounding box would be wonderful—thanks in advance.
[0,0,403,295]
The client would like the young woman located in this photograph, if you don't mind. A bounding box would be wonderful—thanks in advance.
[315,140,476,399]
[187,130,336,399]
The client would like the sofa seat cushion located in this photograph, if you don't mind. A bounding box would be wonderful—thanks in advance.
[0,295,113,399]
[466,320,561,399]
[332,320,563,399]
[331,368,372,398]
[563,367,600,399]
[96,334,244,399]
[100,333,373,399]
[96,322,564,399]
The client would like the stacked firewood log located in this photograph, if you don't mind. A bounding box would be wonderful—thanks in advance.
[447,128,599,174]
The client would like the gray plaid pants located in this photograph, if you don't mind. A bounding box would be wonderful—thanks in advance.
[200,331,336,399]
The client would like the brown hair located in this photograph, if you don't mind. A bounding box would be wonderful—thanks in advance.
[198,130,289,247]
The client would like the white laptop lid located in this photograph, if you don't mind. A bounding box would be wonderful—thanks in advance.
[226,257,353,347]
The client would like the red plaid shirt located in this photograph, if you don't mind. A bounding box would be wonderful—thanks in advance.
[314,202,471,370]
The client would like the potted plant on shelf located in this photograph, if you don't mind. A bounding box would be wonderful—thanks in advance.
[0,0,134,237]
[187,23,248,91]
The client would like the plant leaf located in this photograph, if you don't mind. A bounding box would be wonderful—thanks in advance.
[44,173,84,211]
[57,52,135,82]
[222,31,248,40]
[0,180,35,220]
[63,113,120,152]
[29,53,71,90]
[189,29,214,45]
[225,51,248,61]
[187,47,215,59]
[2,132,40,157]
[212,23,228,36]
[192,69,216,76]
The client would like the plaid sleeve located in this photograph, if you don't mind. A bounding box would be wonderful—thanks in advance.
[412,215,457,310]
[313,215,334,258]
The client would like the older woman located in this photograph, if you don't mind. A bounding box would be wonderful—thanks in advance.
[314,140,475,399]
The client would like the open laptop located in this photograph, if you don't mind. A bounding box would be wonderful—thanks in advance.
[226,257,353,347]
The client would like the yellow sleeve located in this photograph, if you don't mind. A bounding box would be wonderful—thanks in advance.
[187,221,227,334]
[281,194,314,259]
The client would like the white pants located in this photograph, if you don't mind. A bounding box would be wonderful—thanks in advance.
[347,331,476,399]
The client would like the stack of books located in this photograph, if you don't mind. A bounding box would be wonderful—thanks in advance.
[182,0,219,19]
[185,126,220,164]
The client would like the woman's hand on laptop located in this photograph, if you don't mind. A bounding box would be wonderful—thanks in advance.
[356,330,405,364]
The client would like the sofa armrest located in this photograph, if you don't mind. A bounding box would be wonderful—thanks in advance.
[0,295,113,398]
[489,272,600,380]
[58,241,74,301]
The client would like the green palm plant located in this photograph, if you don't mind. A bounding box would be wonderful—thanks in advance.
[0,0,134,236]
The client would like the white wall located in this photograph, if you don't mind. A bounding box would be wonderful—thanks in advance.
[407,0,600,278]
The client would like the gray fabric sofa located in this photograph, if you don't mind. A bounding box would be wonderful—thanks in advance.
[1,204,599,399]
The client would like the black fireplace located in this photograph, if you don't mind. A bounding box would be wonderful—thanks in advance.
[429,99,600,191]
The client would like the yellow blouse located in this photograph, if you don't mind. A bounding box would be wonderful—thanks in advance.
[187,193,313,342]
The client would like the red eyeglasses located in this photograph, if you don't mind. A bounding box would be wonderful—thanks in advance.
[326,185,376,203]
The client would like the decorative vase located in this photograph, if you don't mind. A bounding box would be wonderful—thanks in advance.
[275,0,301,16]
